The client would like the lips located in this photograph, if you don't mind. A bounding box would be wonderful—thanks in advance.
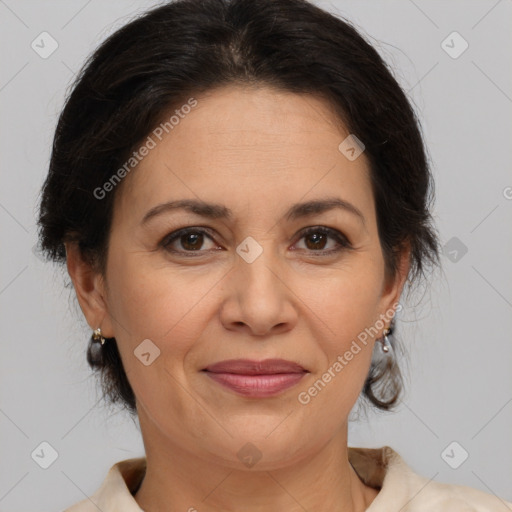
[204,358,307,375]
[202,358,308,397]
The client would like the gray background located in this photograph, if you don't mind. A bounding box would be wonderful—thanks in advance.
[1,0,511,510]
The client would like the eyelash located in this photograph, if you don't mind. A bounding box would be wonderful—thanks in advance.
[159,226,352,257]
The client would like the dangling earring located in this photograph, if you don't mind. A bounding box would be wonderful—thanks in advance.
[380,325,393,353]
[92,327,106,346]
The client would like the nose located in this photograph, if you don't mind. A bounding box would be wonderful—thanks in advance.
[219,243,298,337]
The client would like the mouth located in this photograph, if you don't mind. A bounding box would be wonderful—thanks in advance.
[202,358,309,398]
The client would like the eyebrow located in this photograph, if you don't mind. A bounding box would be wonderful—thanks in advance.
[141,197,366,227]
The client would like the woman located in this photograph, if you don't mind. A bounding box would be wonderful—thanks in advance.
[37,0,511,510]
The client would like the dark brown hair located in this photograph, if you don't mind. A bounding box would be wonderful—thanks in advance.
[37,0,440,415]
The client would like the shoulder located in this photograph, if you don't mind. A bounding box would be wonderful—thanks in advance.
[350,446,512,512]
[384,446,512,511]
[413,473,512,511]
[63,457,146,512]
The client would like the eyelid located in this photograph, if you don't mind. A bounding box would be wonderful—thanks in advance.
[292,225,353,254]
[159,226,219,250]
[160,225,352,255]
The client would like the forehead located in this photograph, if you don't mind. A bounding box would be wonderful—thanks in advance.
[114,85,374,224]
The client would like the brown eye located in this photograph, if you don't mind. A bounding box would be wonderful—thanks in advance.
[180,231,204,251]
[295,226,351,254]
[304,231,328,250]
[161,228,217,254]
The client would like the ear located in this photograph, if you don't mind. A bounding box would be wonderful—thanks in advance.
[378,241,411,322]
[64,241,115,338]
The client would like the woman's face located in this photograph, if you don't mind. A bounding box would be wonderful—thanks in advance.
[76,85,408,468]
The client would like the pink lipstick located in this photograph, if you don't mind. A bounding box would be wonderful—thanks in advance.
[203,358,307,397]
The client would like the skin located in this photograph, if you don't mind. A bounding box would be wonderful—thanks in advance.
[66,85,410,512]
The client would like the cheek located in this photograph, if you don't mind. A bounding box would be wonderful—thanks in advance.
[105,249,223,351]
[291,260,382,411]
[297,262,383,351]
[104,254,222,414]
[294,275,380,418]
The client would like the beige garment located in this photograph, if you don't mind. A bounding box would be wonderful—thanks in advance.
[64,446,512,511]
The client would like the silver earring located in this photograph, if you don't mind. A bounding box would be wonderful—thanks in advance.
[380,325,393,353]
[92,328,106,346]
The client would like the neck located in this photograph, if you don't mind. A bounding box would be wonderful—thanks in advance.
[133,409,378,512]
